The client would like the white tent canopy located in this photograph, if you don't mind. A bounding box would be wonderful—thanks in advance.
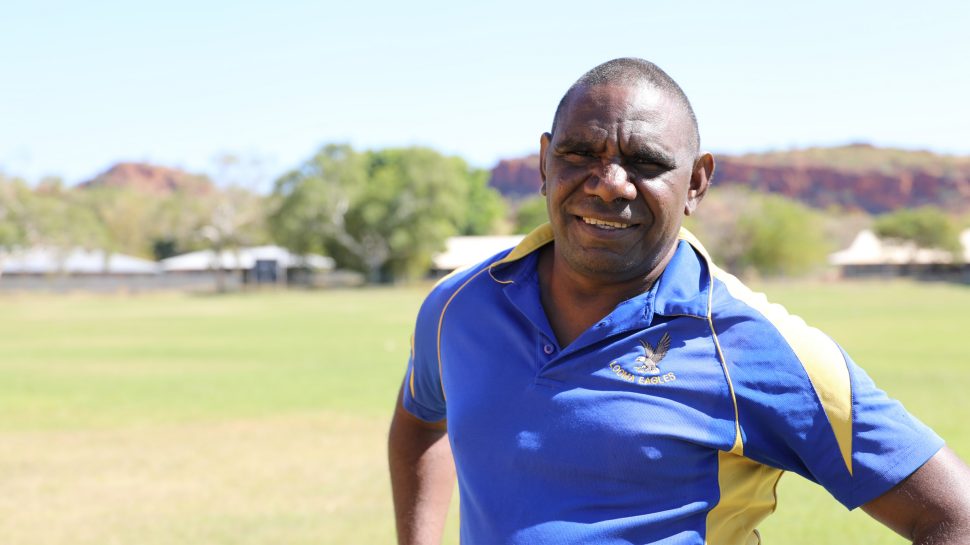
[829,229,970,266]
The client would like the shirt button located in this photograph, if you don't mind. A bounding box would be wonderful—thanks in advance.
[543,344,555,355]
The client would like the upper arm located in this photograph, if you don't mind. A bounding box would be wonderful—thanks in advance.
[728,334,944,507]
[861,446,970,543]
[393,383,448,435]
[389,383,449,465]
[713,285,944,508]
[401,285,451,423]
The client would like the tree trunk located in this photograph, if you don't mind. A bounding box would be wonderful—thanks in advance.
[366,264,382,284]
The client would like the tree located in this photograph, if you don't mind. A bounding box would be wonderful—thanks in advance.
[686,187,830,277]
[78,186,157,260]
[269,144,487,283]
[514,195,549,234]
[149,190,216,259]
[196,186,268,291]
[0,179,109,276]
[682,187,751,272]
[0,176,30,277]
[151,181,268,291]
[142,156,270,265]
[461,168,507,235]
[269,144,369,268]
[873,207,961,259]
[30,185,108,276]
[735,193,831,276]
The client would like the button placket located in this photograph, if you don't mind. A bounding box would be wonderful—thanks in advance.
[535,332,559,378]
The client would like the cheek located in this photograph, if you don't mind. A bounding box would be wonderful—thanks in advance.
[553,164,588,185]
[637,180,687,220]
[549,169,586,199]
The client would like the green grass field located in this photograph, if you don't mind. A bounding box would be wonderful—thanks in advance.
[0,281,967,544]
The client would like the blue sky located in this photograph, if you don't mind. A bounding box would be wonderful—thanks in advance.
[2,0,968,187]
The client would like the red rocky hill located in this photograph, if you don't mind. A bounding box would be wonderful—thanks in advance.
[488,145,970,213]
[490,155,542,198]
[78,162,214,195]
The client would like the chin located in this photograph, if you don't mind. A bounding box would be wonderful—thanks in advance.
[563,250,646,280]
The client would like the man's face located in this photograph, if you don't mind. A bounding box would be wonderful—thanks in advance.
[539,82,709,284]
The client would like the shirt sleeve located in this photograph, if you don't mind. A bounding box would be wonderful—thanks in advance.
[722,308,943,509]
[401,286,449,423]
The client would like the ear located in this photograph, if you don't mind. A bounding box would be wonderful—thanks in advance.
[685,152,714,216]
[539,132,551,191]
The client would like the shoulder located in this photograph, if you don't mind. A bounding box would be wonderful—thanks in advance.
[414,247,517,334]
[709,268,855,458]
[673,228,839,374]
[707,266,853,435]
[708,268,851,412]
[709,267,841,366]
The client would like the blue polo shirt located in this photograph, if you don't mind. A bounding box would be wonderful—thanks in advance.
[403,225,943,545]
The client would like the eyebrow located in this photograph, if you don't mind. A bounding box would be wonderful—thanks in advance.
[627,145,678,168]
[553,132,681,168]
[553,134,602,152]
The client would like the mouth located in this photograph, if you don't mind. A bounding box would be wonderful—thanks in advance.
[580,216,637,231]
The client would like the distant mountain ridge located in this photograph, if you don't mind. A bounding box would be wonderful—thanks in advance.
[488,144,970,213]
[490,155,542,198]
[78,162,213,194]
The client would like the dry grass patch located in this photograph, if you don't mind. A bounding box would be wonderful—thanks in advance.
[0,412,404,545]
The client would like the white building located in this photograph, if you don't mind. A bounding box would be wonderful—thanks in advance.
[0,247,161,292]
[432,235,526,273]
[161,245,334,285]
[2,247,159,275]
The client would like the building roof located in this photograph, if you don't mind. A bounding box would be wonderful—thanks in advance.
[161,245,334,272]
[829,229,970,266]
[962,229,970,262]
[2,247,160,275]
[432,235,526,271]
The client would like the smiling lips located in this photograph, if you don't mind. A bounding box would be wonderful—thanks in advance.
[581,216,636,230]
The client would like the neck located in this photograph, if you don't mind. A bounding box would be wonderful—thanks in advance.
[537,243,676,347]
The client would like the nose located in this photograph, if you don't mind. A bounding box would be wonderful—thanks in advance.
[585,161,637,202]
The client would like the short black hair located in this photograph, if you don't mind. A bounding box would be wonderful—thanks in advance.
[550,58,700,153]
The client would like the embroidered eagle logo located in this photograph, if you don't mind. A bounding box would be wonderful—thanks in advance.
[634,332,670,375]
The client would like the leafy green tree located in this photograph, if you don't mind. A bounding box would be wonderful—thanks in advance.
[687,187,830,277]
[0,176,30,277]
[461,168,506,235]
[514,195,549,234]
[78,186,157,260]
[0,181,107,274]
[37,186,107,251]
[270,144,487,282]
[873,207,961,258]
[735,193,831,276]
[149,190,216,259]
[269,144,368,266]
[682,187,751,271]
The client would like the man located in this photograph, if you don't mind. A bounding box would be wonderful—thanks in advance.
[388,58,970,544]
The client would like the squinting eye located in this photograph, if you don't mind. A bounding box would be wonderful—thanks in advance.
[632,158,670,171]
